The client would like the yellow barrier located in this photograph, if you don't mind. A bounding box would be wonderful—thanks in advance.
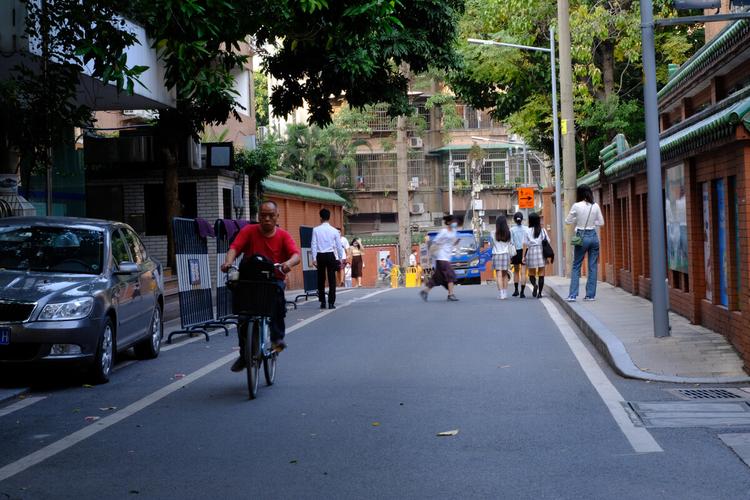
[390,267,400,288]
[405,266,419,287]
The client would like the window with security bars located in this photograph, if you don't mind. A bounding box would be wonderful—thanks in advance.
[481,151,509,186]
[354,152,432,191]
[442,149,544,188]
[365,106,394,133]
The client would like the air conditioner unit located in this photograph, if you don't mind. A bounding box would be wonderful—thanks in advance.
[410,202,425,215]
[409,137,423,149]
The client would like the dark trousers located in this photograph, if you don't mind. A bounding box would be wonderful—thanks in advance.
[238,280,286,351]
[316,251,338,306]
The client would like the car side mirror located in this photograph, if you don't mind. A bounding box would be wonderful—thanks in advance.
[115,262,139,274]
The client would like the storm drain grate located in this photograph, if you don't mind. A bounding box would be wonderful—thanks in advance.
[668,388,749,400]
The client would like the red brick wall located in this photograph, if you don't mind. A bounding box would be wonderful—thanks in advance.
[266,194,344,291]
[594,137,750,372]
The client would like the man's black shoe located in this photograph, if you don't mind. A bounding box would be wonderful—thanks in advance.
[320,303,327,309]
[230,356,246,372]
[328,304,336,309]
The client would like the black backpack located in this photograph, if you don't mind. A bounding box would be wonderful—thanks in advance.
[238,254,275,281]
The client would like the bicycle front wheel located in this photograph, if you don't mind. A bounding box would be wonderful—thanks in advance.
[245,320,260,399]
[262,321,277,385]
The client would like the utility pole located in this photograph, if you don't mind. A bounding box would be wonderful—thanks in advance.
[557,0,577,276]
[396,64,411,270]
[640,0,670,338]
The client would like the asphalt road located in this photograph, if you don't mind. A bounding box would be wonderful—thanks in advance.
[1,285,750,499]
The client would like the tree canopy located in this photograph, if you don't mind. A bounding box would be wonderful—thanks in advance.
[449,0,704,172]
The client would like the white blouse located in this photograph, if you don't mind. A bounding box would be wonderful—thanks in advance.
[565,201,605,230]
[491,237,514,255]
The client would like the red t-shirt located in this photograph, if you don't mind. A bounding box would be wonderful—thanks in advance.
[230,224,300,280]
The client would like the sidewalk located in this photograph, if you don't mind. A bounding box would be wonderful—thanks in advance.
[545,276,750,383]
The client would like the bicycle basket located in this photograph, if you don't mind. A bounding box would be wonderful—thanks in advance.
[227,279,281,317]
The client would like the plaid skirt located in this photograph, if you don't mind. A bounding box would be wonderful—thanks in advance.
[492,253,510,271]
[525,244,545,269]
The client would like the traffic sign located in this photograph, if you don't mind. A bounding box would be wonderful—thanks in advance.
[518,188,535,209]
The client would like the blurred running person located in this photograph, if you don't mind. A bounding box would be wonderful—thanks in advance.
[510,212,528,298]
[420,215,460,302]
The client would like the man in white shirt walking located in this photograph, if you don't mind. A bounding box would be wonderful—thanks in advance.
[312,208,345,309]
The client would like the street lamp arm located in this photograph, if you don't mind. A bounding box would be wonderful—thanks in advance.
[467,38,551,54]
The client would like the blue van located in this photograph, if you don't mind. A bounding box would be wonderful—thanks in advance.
[425,229,492,284]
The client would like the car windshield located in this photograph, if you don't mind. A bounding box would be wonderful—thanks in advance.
[0,225,104,274]
[455,235,478,256]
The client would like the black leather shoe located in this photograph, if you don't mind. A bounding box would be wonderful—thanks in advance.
[320,303,327,309]
[328,304,336,309]
[230,356,245,372]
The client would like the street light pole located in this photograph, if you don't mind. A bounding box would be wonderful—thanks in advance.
[468,29,564,275]
[640,0,670,338]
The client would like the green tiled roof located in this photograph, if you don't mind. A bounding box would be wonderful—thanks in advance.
[658,20,750,101]
[603,92,750,181]
[577,168,601,187]
[262,175,346,205]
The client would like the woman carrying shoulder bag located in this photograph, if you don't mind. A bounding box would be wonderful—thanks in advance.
[565,185,605,301]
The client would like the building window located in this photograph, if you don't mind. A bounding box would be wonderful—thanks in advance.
[223,188,233,219]
[144,183,198,236]
[87,186,123,222]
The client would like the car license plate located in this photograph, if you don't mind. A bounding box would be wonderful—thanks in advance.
[0,327,9,345]
[455,269,465,276]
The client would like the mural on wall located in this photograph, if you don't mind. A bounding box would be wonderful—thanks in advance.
[665,164,688,273]
[702,183,713,302]
[716,179,728,307]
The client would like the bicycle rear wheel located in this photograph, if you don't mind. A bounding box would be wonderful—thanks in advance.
[245,320,260,399]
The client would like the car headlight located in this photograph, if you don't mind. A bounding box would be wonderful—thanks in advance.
[39,297,94,321]
[469,258,480,267]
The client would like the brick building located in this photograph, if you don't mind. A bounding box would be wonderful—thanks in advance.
[262,176,346,290]
[578,20,750,371]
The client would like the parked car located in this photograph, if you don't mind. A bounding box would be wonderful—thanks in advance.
[0,217,164,383]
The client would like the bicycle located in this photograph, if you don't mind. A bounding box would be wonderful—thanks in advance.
[226,262,283,399]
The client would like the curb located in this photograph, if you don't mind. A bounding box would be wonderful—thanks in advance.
[0,387,30,405]
[546,284,750,384]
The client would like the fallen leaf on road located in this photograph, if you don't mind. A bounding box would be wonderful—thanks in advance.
[82,384,94,388]
[84,416,100,423]
[437,429,459,437]
[289,459,298,464]
[72,408,80,413]
[499,365,511,369]
[372,422,380,427]
[399,403,404,406]
[173,373,186,379]
[99,406,117,411]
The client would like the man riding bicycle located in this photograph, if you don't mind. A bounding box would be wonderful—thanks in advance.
[221,200,300,372]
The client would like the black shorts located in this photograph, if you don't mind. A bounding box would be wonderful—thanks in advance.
[511,253,523,266]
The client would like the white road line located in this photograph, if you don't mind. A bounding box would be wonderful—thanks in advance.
[0,397,46,418]
[0,288,392,483]
[541,299,663,454]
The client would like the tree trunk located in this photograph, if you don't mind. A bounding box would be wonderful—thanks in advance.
[163,146,180,269]
[595,41,616,100]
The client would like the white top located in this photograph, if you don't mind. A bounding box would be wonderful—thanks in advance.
[431,228,457,262]
[491,236,514,255]
[565,201,604,230]
[524,227,548,247]
[510,224,528,250]
[339,235,350,259]
[408,253,417,266]
[312,222,344,262]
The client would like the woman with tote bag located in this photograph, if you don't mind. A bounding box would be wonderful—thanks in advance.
[565,185,605,301]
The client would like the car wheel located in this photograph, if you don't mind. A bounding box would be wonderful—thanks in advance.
[134,306,162,360]
[89,318,115,384]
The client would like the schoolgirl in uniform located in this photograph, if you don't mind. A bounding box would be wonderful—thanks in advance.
[491,216,515,299]
[523,212,552,299]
